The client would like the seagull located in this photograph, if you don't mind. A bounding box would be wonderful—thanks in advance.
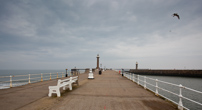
[173,13,180,19]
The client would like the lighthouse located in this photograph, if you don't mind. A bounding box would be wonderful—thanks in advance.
[96,54,100,69]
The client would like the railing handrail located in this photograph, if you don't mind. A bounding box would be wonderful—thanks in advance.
[122,72,202,110]
[0,72,66,89]
[137,74,202,95]
[0,72,64,78]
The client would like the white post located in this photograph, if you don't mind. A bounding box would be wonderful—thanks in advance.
[10,75,12,88]
[144,76,146,89]
[137,75,139,85]
[50,73,51,80]
[69,77,72,90]
[41,73,43,81]
[57,72,58,78]
[133,74,134,82]
[155,79,158,96]
[130,73,131,80]
[178,84,183,110]
[29,74,31,84]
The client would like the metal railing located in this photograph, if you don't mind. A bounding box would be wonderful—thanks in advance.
[0,72,65,89]
[123,72,202,110]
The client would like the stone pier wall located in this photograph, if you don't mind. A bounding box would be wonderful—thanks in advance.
[129,69,202,78]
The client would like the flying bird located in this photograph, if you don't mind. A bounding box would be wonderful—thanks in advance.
[173,13,180,19]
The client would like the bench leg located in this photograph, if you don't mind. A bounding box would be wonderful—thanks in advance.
[63,86,66,90]
[57,88,61,97]
[69,83,72,90]
[76,80,79,86]
[48,89,52,97]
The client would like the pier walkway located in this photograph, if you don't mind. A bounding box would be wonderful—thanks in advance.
[0,70,177,110]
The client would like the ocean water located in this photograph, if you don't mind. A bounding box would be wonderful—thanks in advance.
[0,69,85,89]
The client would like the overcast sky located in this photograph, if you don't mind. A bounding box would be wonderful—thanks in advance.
[0,0,202,70]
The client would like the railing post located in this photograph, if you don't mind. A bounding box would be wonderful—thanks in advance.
[178,84,183,110]
[144,76,146,89]
[137,75,139,85]
[135,74,137,82]
[155,79,158,96]
[10,75,12,88]
[29,74,31,84]
[50,73,51,80]
[62,72,64,78]
[130,73,131,80]
[57,72,58,78]
[133,74,134,82]
[41,73,43,81]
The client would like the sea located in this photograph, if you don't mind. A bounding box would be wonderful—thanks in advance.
[0,69,85,89]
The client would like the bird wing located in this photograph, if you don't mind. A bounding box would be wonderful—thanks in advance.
[173,13,180,19]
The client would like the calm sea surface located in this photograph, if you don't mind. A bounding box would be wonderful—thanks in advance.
[0,70,85,89]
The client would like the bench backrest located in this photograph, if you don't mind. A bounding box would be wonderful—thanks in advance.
[57,76,78,87]
[57,78,70,86]
[71,76,78,81]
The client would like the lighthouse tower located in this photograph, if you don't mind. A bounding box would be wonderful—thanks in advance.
[96,54,100,69]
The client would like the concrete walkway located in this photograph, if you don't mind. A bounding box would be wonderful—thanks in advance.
[0,70,177,110]
[0,73,88,110]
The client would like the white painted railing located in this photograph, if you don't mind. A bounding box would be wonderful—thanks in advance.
[123,72,202,110]
[0,72,65,89]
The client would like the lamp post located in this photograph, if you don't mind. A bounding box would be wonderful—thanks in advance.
[66,69,68,77]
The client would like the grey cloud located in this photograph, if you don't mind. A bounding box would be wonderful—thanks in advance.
[0,0,202,69]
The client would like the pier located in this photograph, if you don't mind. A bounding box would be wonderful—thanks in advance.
[0,70,177,110]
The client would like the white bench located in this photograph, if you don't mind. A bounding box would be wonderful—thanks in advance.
[48,76,78,97]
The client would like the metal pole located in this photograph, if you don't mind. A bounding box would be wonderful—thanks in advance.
[155,79,158,96]
[66,69,68,77]
[144,76,146,89]
[29,74,31,84]
[178,84,183,110]
[130,73,131,80]
[137,75,139,85]
[41,73,43,81]
[50,73,51,80]
[10,75,12,88]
